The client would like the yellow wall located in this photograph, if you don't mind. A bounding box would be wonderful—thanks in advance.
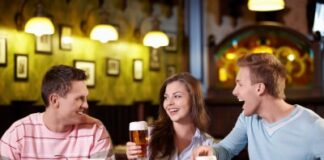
[0,0,183,105]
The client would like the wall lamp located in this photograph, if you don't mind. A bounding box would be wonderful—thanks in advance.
[15,0,55,36]
[142,17,169,48]
[248,0,285,11]
[80,0,118,43]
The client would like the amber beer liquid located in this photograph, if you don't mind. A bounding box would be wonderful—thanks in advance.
[129,121,148,159]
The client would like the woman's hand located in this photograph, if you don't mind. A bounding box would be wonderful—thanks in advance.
[126,142,142,160]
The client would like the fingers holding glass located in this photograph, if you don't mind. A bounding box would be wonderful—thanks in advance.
[126,142,143,159]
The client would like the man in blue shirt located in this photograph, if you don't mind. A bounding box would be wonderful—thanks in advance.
[192,53,324,160]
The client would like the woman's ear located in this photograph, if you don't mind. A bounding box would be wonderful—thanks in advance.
[257,83,266,95]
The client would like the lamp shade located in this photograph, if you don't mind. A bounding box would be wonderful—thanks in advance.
[143,31,169,48]
[248,0,285,11]
[24,16,55,36]
[90,24,118,43]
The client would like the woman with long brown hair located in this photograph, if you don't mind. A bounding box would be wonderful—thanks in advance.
[126,72,216,159]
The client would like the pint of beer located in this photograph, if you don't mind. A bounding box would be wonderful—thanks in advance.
[196,156,217,160]
[129,121,148,158]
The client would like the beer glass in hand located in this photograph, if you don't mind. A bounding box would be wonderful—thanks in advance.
[129,121,148,159]
[196,156,217,160]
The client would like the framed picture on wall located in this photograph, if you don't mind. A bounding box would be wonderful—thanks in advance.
[149,48,161,71]
[106,58,120,76]
[164,32,177,52]
[0,37,7,66]
[133,59,143,81]
[14,54,28,81]
[166,65,176,77]
[74,60,95,87]
[35,35,52,53]
[59,25,72,51]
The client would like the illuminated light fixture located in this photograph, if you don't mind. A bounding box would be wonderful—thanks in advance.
[219,68,228,82]
[251,46,274,54]
[25,16,54,36]
[142,16,169,48]
[225,53,236,60]
[287,54,295,61]
[248,0,285,11]
[143,31,169,48]
[14,0,54,36]
[90,24,118,43]
[80,0,118,43]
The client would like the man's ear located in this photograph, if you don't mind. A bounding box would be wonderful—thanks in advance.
[48,93,59,108]
[257,83,266,95]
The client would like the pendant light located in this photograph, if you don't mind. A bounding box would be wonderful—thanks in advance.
[90,24,118,43]
[248,0,285,12]
[143,17,169,48]
[84,0,118,43]
[24,2,54,36]
[143,31,169,48]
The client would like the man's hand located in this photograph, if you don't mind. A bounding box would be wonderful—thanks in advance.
[191,145,214,160]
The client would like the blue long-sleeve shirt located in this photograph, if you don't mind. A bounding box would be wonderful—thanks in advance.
[214,105,324,160]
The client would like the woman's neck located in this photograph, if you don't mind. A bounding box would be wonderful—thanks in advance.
[173,122,196,154]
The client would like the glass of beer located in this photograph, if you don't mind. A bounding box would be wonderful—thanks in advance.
[196,156,217,160]
[129,121,148,159]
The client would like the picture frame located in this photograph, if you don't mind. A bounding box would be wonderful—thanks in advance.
[149,48,161,71]
[133,59,143,81]
[0,37,7,66]
[59,25,72,51]
[14,54,28,81]
[106,58,120,76]
[74,60,95,88]
[166,65,176,77]
[164,32,177,52]
[35,35,52,53]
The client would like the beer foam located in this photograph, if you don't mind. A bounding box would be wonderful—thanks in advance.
[129,121,148,131]
[196,156,217,160]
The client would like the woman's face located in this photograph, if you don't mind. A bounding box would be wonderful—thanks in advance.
[163,81,192,124]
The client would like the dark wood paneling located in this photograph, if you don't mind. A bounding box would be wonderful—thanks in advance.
[207,105,242,138]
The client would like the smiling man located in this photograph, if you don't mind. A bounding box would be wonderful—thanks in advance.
[192,53,324,160]
[0,65,114,159]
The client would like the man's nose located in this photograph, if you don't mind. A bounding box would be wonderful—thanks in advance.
[232,85,238,96]
[82,101,89,109]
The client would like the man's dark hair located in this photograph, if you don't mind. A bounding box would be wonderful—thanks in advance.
[41,65,87,106]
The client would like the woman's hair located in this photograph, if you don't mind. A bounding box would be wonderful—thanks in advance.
[237,53,287,99]
[149,72,209,159]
